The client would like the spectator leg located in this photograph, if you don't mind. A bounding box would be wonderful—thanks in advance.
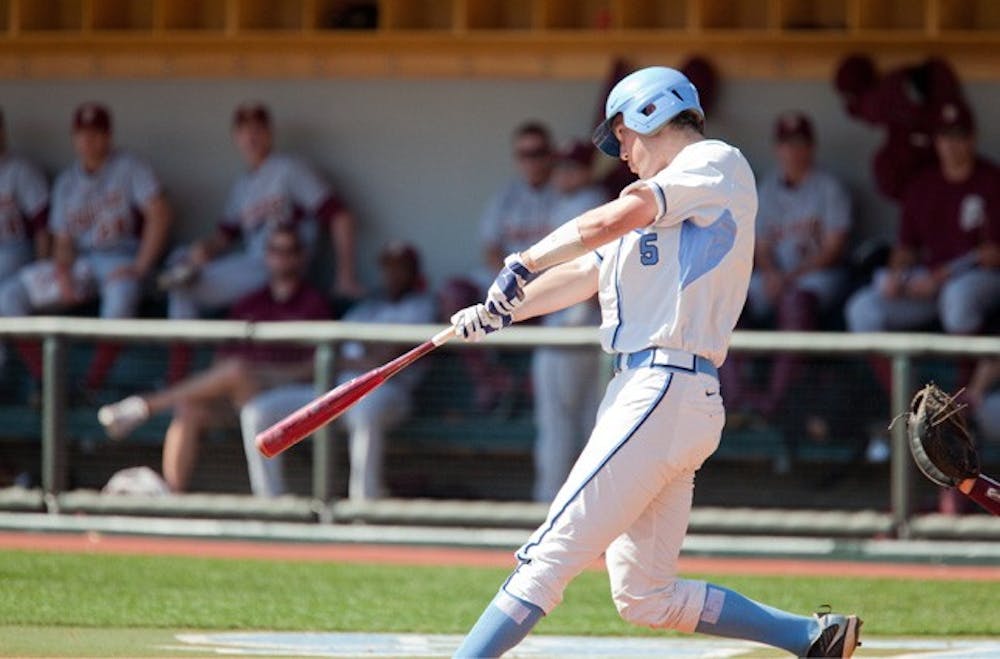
[162,401,210,492]
[532,348,601,503]
[167,345,194,385]
[84,257,142,391]
[239,384,315,497]
[845,281,938,393]
[758,289,819,417]
[144,358,257,416]
[0,278,42,380]
[341,379,409,501]
[939,269,1000,335]
[723,273,771,412]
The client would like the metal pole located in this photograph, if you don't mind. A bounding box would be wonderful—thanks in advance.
[890,353,913,538]
[311,342,336,520]
[41,335,67,511]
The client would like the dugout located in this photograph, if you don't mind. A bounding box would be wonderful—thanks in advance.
[0,0,999,535]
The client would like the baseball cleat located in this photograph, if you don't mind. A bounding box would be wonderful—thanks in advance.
[805,611,862,657]
[98,396,150,440]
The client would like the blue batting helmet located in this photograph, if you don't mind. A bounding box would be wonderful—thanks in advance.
[592,66,703,157]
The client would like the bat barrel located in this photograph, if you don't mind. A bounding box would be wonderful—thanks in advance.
[255,326,456,459]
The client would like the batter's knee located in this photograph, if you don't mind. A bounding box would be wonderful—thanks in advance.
[612,578,707,632]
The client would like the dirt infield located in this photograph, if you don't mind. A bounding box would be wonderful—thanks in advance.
[1,531,997,581]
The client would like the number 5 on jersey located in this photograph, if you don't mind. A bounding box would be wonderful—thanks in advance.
[639,233,659,266]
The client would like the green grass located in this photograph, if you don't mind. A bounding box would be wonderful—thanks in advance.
[0,549,996,640]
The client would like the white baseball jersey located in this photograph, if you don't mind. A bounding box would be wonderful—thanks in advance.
[756,168,850,273]
[594,139,757,367]
[50,150,161,255]
[480,179,558,255]
[0,155,48,248]
[221,153,332,257]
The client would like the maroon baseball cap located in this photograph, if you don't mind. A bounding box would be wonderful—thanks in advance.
[555,139,594,168]
[774,111,814,143]
[232,102,271,128]
[933,101,975,135]
[72,102,111,132]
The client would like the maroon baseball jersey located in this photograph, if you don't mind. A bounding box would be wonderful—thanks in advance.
[219,282,331,364]
[899,158,1000,268]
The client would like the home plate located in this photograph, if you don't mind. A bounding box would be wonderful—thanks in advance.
[167,632,1000,657]
[169,632,754,656]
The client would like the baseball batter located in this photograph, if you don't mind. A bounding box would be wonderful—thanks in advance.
[450,67,861,657]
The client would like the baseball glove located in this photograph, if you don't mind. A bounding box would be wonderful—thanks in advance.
[906,383,979,487]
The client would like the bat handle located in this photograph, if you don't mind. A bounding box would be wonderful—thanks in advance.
[432,325,457,346]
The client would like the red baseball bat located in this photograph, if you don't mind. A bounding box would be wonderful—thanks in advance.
[256,326,456,458]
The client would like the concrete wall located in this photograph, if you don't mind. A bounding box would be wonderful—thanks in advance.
[2,76,998,289]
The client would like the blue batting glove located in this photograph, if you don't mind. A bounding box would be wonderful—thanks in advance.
[451,304,511,342]
[486,253,537,317]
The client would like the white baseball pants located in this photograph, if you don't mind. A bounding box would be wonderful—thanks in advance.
[504,363,724,631]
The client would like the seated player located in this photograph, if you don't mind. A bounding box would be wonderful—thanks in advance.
[160,102,362,382]
[0,102,171,394]
[0,108,50,376]
[334,242,436,500]
[96,225,330,495]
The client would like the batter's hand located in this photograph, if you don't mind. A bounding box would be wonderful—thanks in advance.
[486,253,537,316]
[451,304,510,342]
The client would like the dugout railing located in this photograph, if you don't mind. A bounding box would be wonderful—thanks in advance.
[0,317,997,539]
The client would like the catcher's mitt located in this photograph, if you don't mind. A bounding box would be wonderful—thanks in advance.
[906,383,980,487]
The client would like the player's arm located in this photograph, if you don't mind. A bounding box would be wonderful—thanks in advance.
[188,227,235,266]
[328,206,364,298]
[522,189,653,273]
[512,256,598,323]
[481,190,650,318]
[133,193,172,277]
[32,221,51,260]
[52,231,75,269]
